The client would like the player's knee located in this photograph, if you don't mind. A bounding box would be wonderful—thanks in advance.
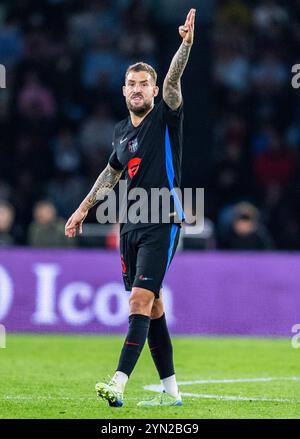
[129,289,154,315]
[129,298,152,315]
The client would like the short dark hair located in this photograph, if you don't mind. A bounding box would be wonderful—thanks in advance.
[125,62,157,84]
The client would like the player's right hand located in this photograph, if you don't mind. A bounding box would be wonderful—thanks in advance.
[179,8,196,46]
[65,207,88,238]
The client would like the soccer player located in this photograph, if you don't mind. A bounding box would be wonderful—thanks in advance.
[65,8,195,407]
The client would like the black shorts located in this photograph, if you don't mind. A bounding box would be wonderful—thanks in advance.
[120,224,181,298]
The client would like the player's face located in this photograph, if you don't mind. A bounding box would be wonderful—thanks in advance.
[123,71,159,116]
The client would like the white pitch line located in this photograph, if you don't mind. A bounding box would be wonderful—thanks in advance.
[144,377,300,404]
[176,377,300,385]
[144,377,300,392]
[180,393,299,403]
[3,377,300,404]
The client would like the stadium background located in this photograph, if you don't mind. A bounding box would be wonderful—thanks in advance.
[0,0,299,419]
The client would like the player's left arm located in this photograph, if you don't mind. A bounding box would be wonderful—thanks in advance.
[163,8,196,111]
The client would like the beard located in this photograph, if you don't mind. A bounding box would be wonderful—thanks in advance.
[126,96,152,116]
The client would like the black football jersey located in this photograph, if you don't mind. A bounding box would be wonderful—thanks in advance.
[109,99,184,235]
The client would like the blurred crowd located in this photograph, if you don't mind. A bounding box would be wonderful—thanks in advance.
[210,0,300,250]
[0,0,158,246]
[0,0,299,250]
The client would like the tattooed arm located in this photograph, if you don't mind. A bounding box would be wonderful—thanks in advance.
[65,163,122,238]
[163,8,195,110]
[81,164,122,211]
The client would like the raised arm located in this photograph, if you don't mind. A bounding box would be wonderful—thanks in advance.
[65,163,122,238]
[163,8,196,110]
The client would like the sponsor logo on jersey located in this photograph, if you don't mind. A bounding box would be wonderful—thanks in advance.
[128,157,142,179]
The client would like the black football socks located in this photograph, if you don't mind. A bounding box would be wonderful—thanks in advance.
[147,313,175,379]
[117,314,150,377]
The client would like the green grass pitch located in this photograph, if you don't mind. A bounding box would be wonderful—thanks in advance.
[0,334,299,419]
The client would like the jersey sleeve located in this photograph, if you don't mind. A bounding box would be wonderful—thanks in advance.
[108,128,124,171]
[108,149,123,171]
[162,99,184,127]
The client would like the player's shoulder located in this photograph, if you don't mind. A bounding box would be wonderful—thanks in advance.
[114,117,129,135]
[149,98,169,120]
[161,98,184,126]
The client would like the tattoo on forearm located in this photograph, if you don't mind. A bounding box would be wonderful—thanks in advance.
[167,42,191,84]
[83,164,122,210]
[163,42,192,109]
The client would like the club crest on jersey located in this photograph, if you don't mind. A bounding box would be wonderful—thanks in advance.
[128,157,142,179]
[128,138,138,153]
